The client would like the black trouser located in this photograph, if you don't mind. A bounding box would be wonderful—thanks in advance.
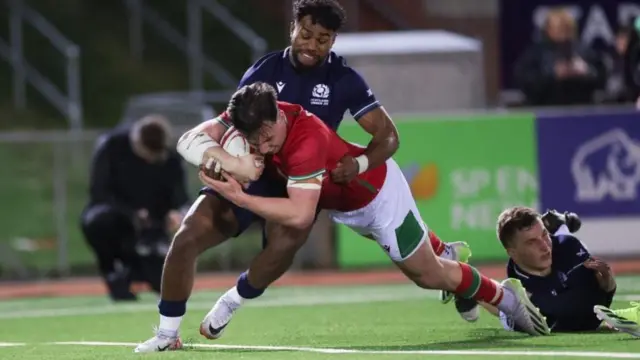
[80,204,165,301]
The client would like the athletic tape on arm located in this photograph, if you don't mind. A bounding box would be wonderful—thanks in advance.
[177,131,220,166]
[287,175,323,190]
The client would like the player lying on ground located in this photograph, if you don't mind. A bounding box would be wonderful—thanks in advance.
[188,82,549,342]
[451,207,640,337]
[134,99,470,353]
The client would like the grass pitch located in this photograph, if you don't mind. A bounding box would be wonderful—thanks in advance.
[2,277,640,359]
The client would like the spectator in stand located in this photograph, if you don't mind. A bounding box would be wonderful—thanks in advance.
[604,25,634,104]
[513,8,606,106]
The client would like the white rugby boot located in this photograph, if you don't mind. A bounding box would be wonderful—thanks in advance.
[199,287,244,340]
[500,278,550,336]
[134,328,183,353]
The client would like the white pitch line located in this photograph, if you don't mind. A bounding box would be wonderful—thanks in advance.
[0,342,25,347]
[3,291,640,320]
[49,341,640,358]
[0,291,428,319]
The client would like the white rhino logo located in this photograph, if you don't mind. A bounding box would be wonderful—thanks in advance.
[571,128,640,202]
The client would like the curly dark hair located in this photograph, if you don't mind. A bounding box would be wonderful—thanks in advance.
[293,0,347,32]
[226,82,278,139]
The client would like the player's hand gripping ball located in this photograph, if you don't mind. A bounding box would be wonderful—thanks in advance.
[200,126,258,186]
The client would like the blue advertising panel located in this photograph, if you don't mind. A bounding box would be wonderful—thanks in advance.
[536,111,640,217]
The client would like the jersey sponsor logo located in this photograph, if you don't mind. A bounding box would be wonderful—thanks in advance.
[311,84,330,106]
[276,81,286,93]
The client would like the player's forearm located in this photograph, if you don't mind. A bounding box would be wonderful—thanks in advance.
[355,108,399,173]
[362,133,398,170]
[237,195,314,229]
[176,120,237,170]
[600,275,616,293]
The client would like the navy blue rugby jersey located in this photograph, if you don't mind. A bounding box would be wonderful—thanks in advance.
[507,234,615,331]
[238,47,380,130]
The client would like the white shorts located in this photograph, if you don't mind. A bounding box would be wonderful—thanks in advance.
[328,158,427,262]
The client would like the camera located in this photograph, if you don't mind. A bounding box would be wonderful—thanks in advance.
[135,223,170,257]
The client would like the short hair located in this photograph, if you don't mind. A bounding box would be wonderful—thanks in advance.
[293,0,347,32]
[496,206,541,248]
[226,82,278,139]
[544,7,576,33]
[134,114,172,153]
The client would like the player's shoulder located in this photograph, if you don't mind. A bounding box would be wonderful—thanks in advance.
[278,102,329,138]
[277,101,315,120]
[552,234,584,250]
[326,51,362,79]
[552,234,590,258]
[246,50,285,73]
[277,101,304,118]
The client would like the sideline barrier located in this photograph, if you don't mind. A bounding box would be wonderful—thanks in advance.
[336,109,640,267]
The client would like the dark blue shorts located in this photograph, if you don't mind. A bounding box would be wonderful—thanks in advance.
[199,176,322,248]
[199,176,286,243]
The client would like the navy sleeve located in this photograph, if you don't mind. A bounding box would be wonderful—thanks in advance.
[238,66,261,89]
[343,69,380,120]
[556,234,591,263]
[237,53,274,89]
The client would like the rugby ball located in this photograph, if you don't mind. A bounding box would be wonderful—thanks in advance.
[212,126,251,175]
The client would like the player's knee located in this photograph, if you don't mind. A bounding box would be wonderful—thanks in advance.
[413,272,449,290]
[404,262,449,290]
[167,217,216,261]
[269,236,305,257]
[167,195,236,261]
[265,223,311,256]
[266,228,308,256]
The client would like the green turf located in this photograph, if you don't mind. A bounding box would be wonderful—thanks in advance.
[1,278,640,359]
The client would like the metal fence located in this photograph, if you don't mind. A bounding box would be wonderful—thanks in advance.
[0,129,331,281]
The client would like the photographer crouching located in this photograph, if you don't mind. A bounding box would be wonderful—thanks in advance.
[80,114,190,301]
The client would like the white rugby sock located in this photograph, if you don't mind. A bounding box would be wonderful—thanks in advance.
[495,287,518,315]
[158,315,183,336]
[223,286,245,306]
[440,244,455,261]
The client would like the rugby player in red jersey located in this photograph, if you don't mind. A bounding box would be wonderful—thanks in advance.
[197,82,550,339]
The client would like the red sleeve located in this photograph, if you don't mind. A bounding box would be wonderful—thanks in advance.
[283,121,329,182]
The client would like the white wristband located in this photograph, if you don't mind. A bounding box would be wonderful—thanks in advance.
[355,154,369,174]
[176,131,219,167]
